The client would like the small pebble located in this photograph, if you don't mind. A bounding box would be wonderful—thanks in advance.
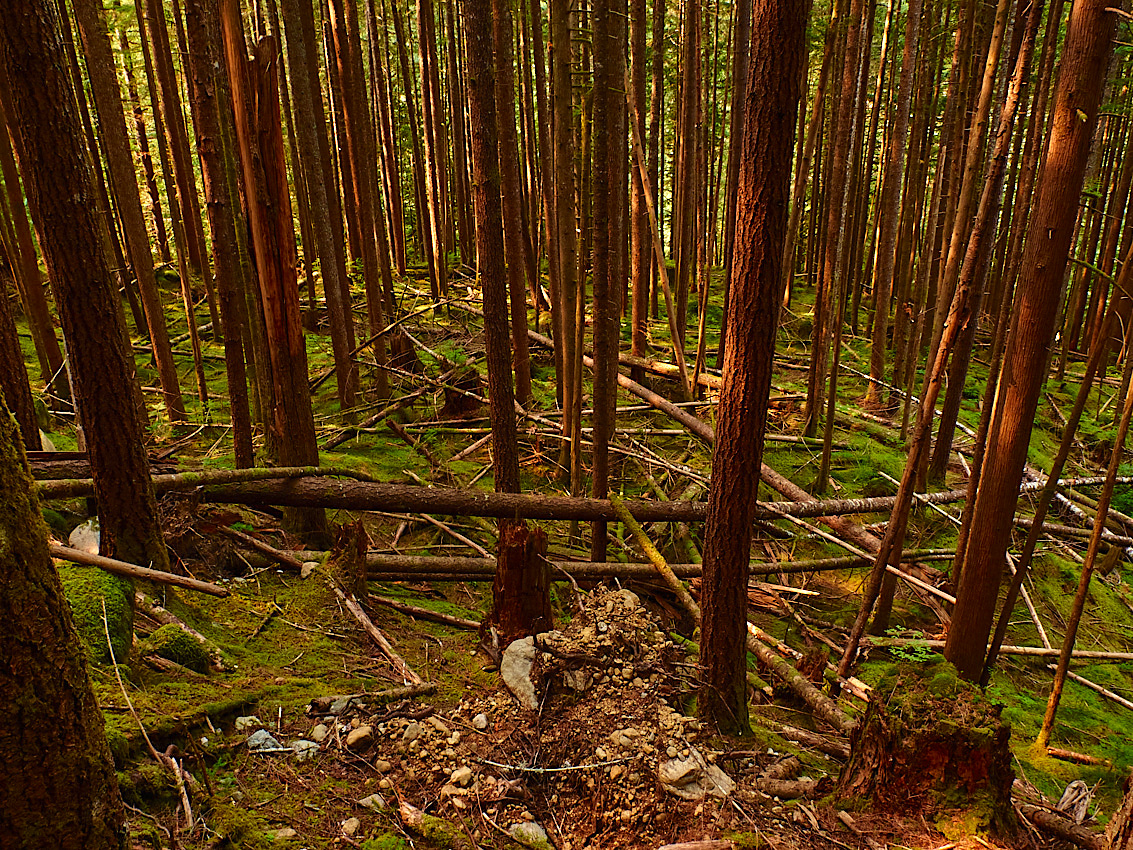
[472,713,489,731]
[341,817,360,837]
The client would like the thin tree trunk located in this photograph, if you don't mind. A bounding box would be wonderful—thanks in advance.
[0,249,41,449]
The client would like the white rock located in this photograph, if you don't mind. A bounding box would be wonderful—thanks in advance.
[272,827,298,841]
[310,724,329,743]
[500,637,539,710]
[451,766,474,787]
[657,747,735,801]
[68,518,100,554]
[246,729,285,752]
[472,713,490,731]
[511,821,551,849]
[235,716,263,732]
[301,561,317,578]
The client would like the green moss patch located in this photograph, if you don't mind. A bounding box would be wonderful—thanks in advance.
[58,564,133,664]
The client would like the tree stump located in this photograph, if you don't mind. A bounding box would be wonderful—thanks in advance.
[486,520,551,643]
[837,661,1015,833]
[1107,773,1133,849]
[329,520,368,602]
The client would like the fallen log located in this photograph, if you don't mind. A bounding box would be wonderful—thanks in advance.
[370,594,479,630]
[195,476,970,523]
[870,637,1133,662]
[1047,747,1110,767]
[214,525,304,571]
[38,465,379,500]
[50,544,228,597]
[1016,804,1105,850]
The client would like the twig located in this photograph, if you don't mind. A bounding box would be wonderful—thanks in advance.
[331,583,424,685]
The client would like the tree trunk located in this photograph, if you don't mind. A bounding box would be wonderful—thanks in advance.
[183,0,254,469]
[944,0,1119,681]
[72,0,186,424]
[1,0,169,572]
[698,0,807,736]
[463,0,548,638]
[492,0,533,406]
[0,252,41,450]
[0,385,126,848]
[144,0,209,277]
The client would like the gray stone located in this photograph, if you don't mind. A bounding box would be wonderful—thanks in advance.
[341,817,361,837]
[658,747,735,801]
[500,637,539,710]
[310,723,329,743]
[291,740,319,761]
[357,793,388,812]
[402,721,421,742]
[301,561,318,578]
[235,715,262,732]
[451,766,473,787]
[510,821,552,850]
[472,713,489,731]
[271,827,298,841]
[562,668,592,692]
[329,696,355,715]
[246,729,286,752]
[345,725,374,751]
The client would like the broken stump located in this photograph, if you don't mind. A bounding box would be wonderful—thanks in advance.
[837,660,1014,833]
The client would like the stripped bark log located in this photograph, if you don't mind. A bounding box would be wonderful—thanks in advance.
[1016,804,1105,850]
[331,583,423,685]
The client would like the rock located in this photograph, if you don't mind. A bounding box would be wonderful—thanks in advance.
[148,624,210,673]
[301,561,318,578]
[271,827,298,841]
[291,740,319,762]
[373,759,392,773]
[246,729,285,752]
[610,765,624,780]
[448,731,461,746]
[427,716,450,735]
[237,716,263,732]
[402,721,422,742]
[329,696,356,715]
[510,820,552,850]
[472,713,489,731]
[68,517,100,554]
[451,766,473,787]
[658,748,736,801]
[500,637,540,710]
[310,724,329,743]
[345,725,374,751]
[340,817,360,837]
[562,668,592,692]
[357,793,388,812]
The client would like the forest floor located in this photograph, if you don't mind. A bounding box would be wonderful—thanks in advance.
[19,270,1133,849]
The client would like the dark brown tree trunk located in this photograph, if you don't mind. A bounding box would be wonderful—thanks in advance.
[184,0,254,469]
[492,0,533,406]
[0,253,41,450]
[699,0,807,735]
[647,0,663,323]
[588,0,627,561]
[0,95,67,399]
[0,390,125,848]
[630,0,649,374]
[463,0,548,638]
[278,0,358,412]
[367,0,406,274]
[418,0,450,293]
[1,0,169,571]
[672,0,700,349]
[944,0,1118,681]
[72,0,186,424]
[445,2,474,269]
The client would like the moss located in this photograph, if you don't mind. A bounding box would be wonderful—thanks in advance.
[147,623,210,673]
[117,763,179,806]
[103,722,130,767]
[207,801,273,850]
[58,564,133,664]
[724,831,765,849]
[417,813,474,849]
[362,836,412,850]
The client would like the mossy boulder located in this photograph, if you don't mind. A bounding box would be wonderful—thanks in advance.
[117,763,179,806]
[58,564,133,664]
[147,624,210,673]
[838,661,1015,834]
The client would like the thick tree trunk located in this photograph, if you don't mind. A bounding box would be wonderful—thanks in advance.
[945,0,1119,681]
[698,0,807,736]
[1,0,169,573]
[0,389,126,848]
